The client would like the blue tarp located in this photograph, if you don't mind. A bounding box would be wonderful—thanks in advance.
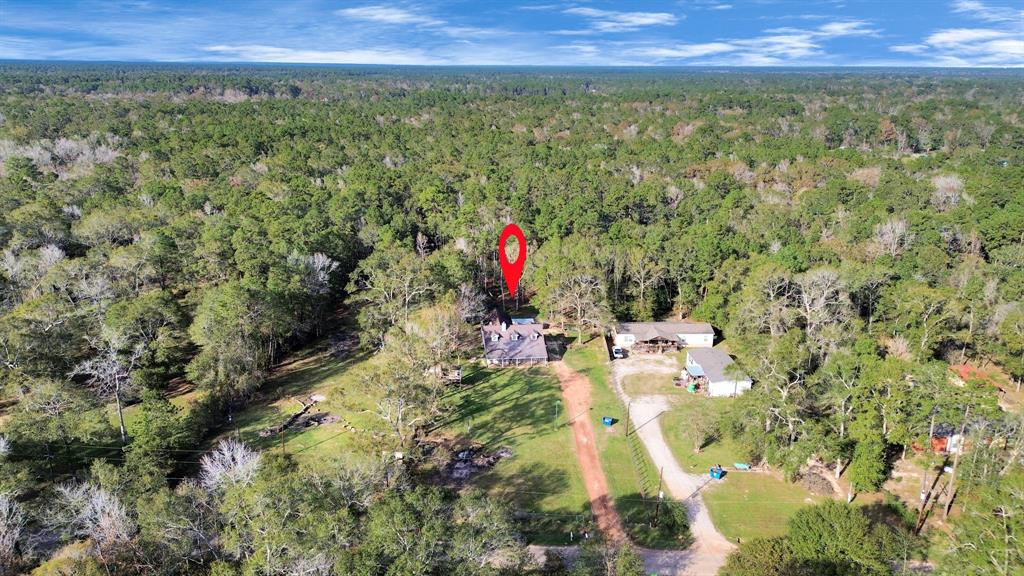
[686,365,705,377]
[511,318,536,325]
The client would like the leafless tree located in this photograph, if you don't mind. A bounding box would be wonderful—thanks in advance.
[454,283,487,324]
[54,483,135,557]
[70,328,145,442]
[931,174,967,212]
[287,554,333,575]
[736,268,798,337]
[555,273,613,342]
[199,439,262,491]
[796,268,851,355]
[870,217,914,258]
[973,121,996,147]
[289,252,339,297]
[0,492,25,573]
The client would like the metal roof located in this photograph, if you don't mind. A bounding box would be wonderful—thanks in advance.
[615,322,714,342]
[686,348,749,383]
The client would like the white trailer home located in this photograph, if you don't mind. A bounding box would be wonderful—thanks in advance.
[612,322,714,353]
[682,348,752,397]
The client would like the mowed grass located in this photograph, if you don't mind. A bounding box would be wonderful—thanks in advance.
[701,473,822,543]
[564,337,690,549]
[442,365,590,544]
[658,373,823,542]
[223,345,377,465]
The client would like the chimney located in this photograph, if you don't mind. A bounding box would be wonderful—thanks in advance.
[501,322,508,332]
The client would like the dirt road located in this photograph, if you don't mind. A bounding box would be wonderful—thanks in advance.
[612,355,735,576]
[550,361,627,543]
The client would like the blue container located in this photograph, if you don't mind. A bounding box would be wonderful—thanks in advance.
[710,466,725,479]
[602,416,614,427]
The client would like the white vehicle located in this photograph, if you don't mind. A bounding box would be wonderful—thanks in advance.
[611,345,625,359]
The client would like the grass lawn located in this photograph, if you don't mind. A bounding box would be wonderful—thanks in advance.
[441,365,590,545]
[659,381,824,542]
[223,345,377,465]
[701,473,822,543]
[564,337,690,549]
[202,341,590,544]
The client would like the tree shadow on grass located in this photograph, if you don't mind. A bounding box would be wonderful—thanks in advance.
[613,492,693,549]
[221,348,370,451]
[437,367,564,448]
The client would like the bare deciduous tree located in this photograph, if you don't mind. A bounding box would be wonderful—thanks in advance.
[0,492,25,573]
[70,327,145,442]
[870,217,914,258]
[199,439,262,491]
[931,174,967,212]
[796,268,851,354]
[54,483,135,556]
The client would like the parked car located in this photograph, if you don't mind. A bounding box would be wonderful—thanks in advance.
[611,346,625,359]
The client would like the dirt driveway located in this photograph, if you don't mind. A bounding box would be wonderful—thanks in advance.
[611,354,735,576]
[550,361,627,543]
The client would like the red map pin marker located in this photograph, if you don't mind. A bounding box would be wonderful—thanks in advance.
[499,223,527,298]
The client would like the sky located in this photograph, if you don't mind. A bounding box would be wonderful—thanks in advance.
[0,0,1021,67]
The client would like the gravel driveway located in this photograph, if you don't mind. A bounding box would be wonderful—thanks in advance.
[612,354,736,576]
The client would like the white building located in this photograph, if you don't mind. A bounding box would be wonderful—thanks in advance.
[612,322,714,352]
[683,348,752,397]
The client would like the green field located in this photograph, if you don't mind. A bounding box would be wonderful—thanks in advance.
[442,365,591,544]
[140,338,590,544]
[658,380,823,542]
[564,337,691,549]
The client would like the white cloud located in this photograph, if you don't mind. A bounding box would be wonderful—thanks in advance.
[563,7,679,32]
[635,42,737,59]
[635,20,876,65]
[334,5,501,39]
[927,27,1010,46]
[952,0,1023,23]
[709,4,733,10]
[202,44,443,65]
[889,44,927,54]
[335,5,442,26]
[893,23,1024,66]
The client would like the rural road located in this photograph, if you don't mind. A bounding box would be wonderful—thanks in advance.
[612,355,736,576]
[550,361,627,543]
[548,357,734,576]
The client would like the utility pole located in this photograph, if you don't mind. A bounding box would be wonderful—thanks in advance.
[653,467,665,527]
[944,403,971,519]
[916,412,937,533]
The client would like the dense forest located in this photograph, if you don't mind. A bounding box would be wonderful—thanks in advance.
[0,64,1022,575]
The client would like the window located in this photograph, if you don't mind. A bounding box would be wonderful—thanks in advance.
[490,333,499,342]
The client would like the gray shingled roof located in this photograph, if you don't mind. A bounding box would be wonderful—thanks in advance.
[616,322,714,342]
[686,348,749,383]
[481,323,547,361]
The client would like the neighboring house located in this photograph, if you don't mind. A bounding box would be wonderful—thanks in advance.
[682,348,752,397]
[481,311,548,366]
[613,321,714,352]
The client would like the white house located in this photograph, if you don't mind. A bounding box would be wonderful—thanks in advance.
[683,348,752,397]
[613,322,714,352]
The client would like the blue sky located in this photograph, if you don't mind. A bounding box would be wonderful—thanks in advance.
[1,1,1021,66]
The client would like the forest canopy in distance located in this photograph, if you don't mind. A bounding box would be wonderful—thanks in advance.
[0,63,1022,576]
